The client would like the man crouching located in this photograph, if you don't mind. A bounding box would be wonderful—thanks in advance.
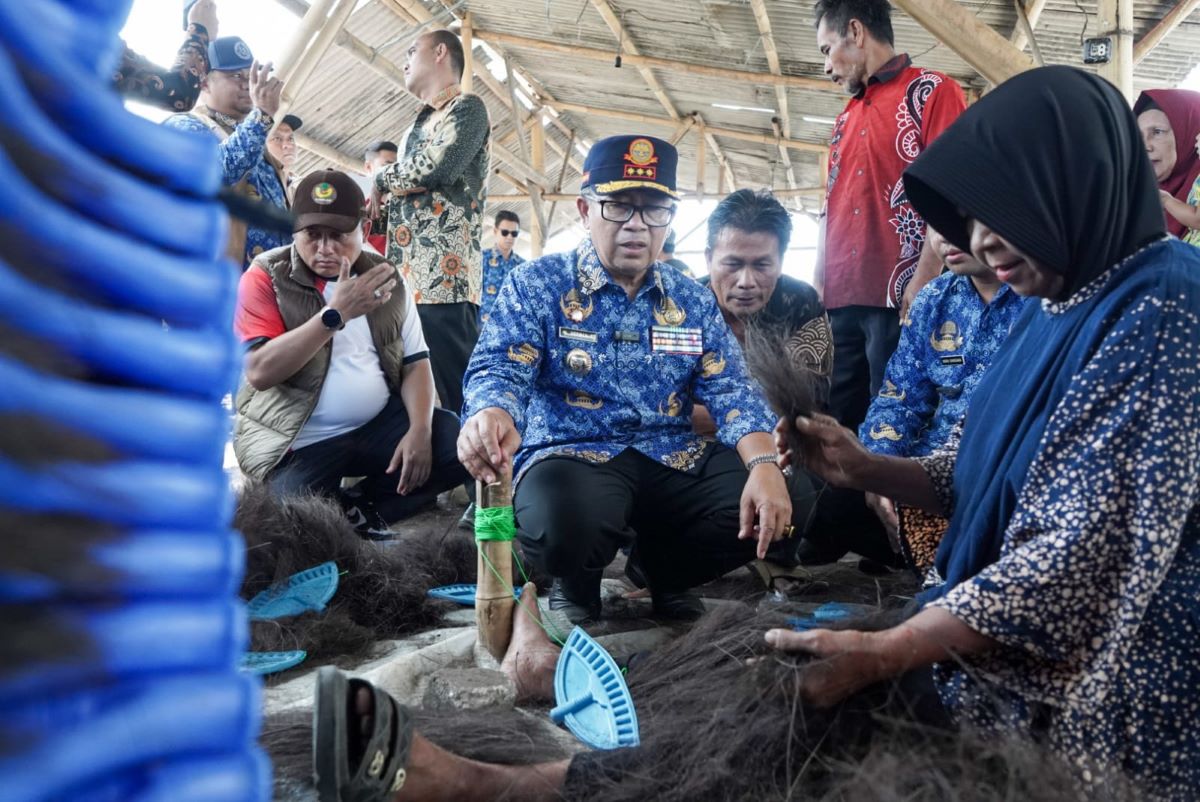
[457,135,791,623]
[233,170,469,538]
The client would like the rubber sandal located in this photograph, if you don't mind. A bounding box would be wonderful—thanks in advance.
[247,562,341,620]
[314,666,414,802]
[239,650,307,676]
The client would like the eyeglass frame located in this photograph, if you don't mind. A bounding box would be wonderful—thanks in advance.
[588,196,677,228]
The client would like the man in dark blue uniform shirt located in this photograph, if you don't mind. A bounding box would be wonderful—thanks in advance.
[458,136,792,623]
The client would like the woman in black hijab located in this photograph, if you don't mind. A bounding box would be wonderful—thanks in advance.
[775,66,1200,798]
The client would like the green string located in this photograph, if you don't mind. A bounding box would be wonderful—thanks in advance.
[474,505,517,542]
[473,505,566,647]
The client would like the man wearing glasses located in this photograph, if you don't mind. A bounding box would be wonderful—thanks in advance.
[164,36,288,269]
[479,210,525,325]
[458,136,792,624]
[233,171,469,539]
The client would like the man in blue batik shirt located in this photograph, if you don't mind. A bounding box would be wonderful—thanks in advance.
[857,225,1027,537]
[164,36,290,269]
[458,135,792,624]
[479,210,525,325]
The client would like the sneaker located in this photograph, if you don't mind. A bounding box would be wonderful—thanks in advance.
[650,589,706,621]
[344,502,394,541]
[549,579,601,625]
[457,502,476,531]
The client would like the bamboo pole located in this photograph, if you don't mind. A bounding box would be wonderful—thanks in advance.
[475,472,514,660]
[1135,0,1200,63]
[294,132,365,174]
[274,0,338,84]
[531,120,546,257]
[696,125,707,201]
[475,28,832,91]
[1097,0,1134,101]
[277,0,360,120]
[889,0,1034,85]
[1011,0,1049,54]
[461,12,474,94]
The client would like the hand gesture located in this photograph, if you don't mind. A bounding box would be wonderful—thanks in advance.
[457,408,521,483]
[779,413,872,489]
[763,627,897,708]
[737,463,792,560]
[249,60,283,118]
[327,259,397,321]
[388,427,432,495]
[188,0,219,37]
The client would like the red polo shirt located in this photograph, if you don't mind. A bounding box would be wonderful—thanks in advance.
[823,55,966,310]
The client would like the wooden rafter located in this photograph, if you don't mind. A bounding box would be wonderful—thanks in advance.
[584,0,738,191]
[1097,0,1133,100]
[1010,0,1048,54]
[550,101,827,154]
[748,0,798,194]
[277,0,360,118]
[889,0,1033,85]
[1134,0,1200,63]
[475,29,831,92]
[294,131,364,174]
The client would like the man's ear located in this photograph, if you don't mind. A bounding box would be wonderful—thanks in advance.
[576,196,591,225]
[434,42,448,66]
[361,218,373,240]
[848,18,865,48]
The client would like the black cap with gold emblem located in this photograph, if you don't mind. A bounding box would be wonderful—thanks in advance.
[581,135,679,199]
[292,170,366,233]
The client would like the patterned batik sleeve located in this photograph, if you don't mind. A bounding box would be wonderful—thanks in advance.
[461,269,544,429]
[376,95,490,195]
[860,291,940,457]
[913,420,961,515]
[693,303,777,449]
[162,110,268,186]
[931,289,1200,705]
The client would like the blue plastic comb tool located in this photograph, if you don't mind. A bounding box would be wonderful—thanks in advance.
[246,562,340,621]
[425,583,523,606]
[238,651,307,676]
[788,602,860,632]
[549,628,639,750]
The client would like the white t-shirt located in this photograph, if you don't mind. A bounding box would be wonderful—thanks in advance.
[291,277,428,451]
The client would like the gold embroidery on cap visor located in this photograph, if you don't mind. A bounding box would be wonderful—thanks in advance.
[590,179,679,199]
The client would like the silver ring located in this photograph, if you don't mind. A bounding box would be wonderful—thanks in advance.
[373,288,384,299]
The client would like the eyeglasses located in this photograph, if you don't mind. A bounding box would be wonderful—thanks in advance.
[597,200,676,228]
[498,229,519,238]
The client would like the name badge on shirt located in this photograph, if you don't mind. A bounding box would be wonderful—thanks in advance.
[650,325,703,355]
[558,326,599,344]
[939,355,965,365]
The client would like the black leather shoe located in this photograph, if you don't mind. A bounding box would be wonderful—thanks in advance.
[651,589,706,621]
[549,580,601,624]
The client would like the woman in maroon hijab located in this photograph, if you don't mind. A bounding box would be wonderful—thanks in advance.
[1134,88,1200,242]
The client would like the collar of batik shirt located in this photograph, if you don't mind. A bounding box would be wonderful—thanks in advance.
[573,237,668,300]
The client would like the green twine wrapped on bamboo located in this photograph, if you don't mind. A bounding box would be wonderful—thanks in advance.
[475,474,515,660]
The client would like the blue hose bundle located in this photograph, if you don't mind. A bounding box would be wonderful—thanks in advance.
[0,3,268,800]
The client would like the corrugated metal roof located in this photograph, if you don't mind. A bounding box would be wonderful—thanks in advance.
[286,0,1200,237]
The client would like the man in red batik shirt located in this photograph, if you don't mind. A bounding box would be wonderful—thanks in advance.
[813,0,966,431]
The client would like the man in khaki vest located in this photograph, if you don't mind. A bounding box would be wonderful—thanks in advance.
[233,171,469,538]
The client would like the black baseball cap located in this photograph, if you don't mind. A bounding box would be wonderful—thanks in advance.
[280,114,303,131]
[208,37,255,72]
[292,171,365,233]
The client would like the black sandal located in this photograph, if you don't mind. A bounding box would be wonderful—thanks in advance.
[313,666,415,802]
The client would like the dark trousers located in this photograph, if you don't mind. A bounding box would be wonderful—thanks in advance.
[513,446,758,600]
[416,302,480,416]
[267,396,469,522]
[828,306,902,431]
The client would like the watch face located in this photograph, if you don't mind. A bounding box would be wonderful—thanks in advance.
[321,307,343,330]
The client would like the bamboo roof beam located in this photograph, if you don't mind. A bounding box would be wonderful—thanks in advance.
[749,0,798,194]
[277,0,360,120]
[550,101,827,154]
[1010,0,1048,54]
[294,131,366,175]
[888,0,1034,85]
[1134,0,1200,63]
[475,29,831,92]
[585,0,737,191]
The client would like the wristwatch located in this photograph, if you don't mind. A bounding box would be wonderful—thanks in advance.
[320,306,345,331]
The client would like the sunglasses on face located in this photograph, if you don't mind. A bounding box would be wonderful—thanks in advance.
[498,229,519,238]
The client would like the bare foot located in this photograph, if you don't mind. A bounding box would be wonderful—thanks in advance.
[500,582,561,704]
